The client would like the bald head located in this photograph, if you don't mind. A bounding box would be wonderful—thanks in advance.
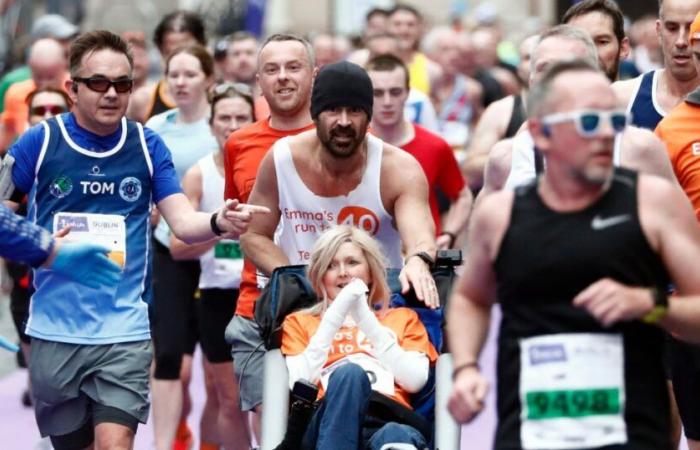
[29,38,68,89]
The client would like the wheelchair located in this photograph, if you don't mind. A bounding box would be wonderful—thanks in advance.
[257,250,463,450]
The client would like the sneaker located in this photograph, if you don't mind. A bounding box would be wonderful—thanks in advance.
[172,424,193,450]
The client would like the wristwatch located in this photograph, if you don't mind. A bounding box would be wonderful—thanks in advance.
[405,251,435,268]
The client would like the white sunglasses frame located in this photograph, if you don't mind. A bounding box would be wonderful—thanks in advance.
[540,109,630,137]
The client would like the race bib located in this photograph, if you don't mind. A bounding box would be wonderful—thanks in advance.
[53,212,126,268]
[212,240,243,277]
[320,353,395,397]
[519,333,627,449]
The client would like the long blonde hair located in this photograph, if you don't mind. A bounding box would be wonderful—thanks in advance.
[305,225,391,316]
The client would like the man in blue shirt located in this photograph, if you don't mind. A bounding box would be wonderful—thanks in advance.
[4,30,267,450]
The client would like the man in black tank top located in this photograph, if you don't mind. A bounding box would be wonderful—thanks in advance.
[447,59,700,450]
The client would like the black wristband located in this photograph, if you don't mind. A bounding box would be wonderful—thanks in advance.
[210,211,223,236]
[440,231,457,248]
[405,251,435,268]
[452,361,480,380]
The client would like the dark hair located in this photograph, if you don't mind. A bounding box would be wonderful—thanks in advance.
[562,0,625,46]
[165,44,214,78]
[387,4,422,21]
[69,30,133,77]
[25,86,73,110]
[209,82,256,124]
[259,33,315,68]
[528,58,601,118]
[365,53,410,88]
[366,7,389,22]
[153,10,206,52]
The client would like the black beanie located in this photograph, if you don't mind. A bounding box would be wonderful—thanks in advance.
[311,61,373,120]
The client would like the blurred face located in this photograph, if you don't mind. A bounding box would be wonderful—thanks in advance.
[257,40,314,116]
[313,35,336,69]
[456,35,478,75]
[30,59,66,89]
[166,52,211,109]
[224,38,258,83]
[67,49,132,135]
[517,35,538,84]
[656,0,700,82]
[387,10,421,51]
[567,11,628,82]
[316,106,369,158]
[161,31,196,58]
[367,35,400,58]
[130,44,150,86]
[533,71,618,186]
[322,241,371,301]
[531,36,595,85]
[365,13,387,38]
[210,96,253,148]
[430,33,461,76]
[28,91,69,126]
[369,67,408,128]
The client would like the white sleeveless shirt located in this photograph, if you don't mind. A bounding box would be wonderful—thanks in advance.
[272,134,403,269]
[504,130,623,189]
[197,153,243,289]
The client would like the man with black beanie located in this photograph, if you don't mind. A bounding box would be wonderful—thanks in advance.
[241,60,439,313]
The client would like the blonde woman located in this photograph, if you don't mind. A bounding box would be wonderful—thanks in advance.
[281,225,437,449]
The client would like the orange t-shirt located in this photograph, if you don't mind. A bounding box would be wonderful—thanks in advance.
[224,118,315,318]
[1,76,69,136]
[655,100,700,221]
[280,307,438,409]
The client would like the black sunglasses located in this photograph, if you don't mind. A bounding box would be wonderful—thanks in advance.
[73,76,134,93]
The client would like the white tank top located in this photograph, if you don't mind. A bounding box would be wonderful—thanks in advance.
[197,153,243,289]
[504,130,623,189]
[273,134,403,269]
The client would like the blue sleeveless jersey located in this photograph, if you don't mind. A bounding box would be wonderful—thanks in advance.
[628,70,665,130]
[26,115,153,344]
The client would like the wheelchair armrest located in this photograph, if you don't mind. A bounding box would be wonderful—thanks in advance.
[261,349,290,450]
[435,353,461,450]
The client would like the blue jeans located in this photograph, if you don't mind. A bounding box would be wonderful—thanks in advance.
[301,363,427,450]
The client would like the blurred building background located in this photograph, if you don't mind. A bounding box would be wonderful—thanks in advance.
[1,0,659,75]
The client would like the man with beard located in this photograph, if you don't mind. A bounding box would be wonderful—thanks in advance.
[447,58,700,450]
[241,60,438,311]
[612,0,700,130]
[562,0,630,83]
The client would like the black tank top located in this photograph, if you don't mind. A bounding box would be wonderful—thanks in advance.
[504,94,526,139]
[146,80,175,120]
[493,168,670,450]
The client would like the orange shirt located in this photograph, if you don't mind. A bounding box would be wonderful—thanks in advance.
[655,98,700,222]
[1,76,69,136]
[224,118,315,318]
[280,307,438,409]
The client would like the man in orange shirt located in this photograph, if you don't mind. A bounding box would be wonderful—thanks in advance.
[0,38,69,153]
[222,33,316,440]
[654,12,700,450]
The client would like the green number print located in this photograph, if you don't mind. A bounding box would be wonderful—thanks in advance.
[214,242,242,259]
[525,388,620,420]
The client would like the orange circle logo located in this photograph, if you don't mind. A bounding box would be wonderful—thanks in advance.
[337,206,380,235]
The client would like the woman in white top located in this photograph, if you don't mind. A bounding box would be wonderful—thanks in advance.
[170,84,256,449]
[145,44,218,450]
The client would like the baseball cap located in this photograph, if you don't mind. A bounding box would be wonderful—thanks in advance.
[31,14,79,40]
[691,11,700,43]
